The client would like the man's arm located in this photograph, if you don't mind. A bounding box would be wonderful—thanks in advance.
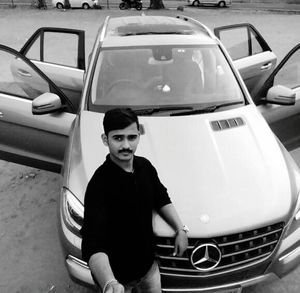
[159,203,188,256]
[83,171,124,292]
[89,252,124,293]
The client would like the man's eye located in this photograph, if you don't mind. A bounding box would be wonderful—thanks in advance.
[128,135,138,141]
[113,136,123,141]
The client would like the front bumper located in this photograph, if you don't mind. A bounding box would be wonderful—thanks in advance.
[65,254,278,292]
[269,225,300,277]
[66,255,95,285]
[61,223,300,292]
[64,245,300,292]
[60,198,300,292]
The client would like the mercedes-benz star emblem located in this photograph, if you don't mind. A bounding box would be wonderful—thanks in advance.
[190,243,222,272]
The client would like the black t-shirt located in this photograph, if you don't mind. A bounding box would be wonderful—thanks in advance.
[81,155,171,284]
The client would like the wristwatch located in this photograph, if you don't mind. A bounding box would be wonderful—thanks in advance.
[176,225,189,235]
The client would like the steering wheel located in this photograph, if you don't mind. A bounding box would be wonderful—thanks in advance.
[105,79,143,95]
[144,76,164,91]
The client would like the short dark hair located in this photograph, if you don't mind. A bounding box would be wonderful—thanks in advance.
[103,108,139,136]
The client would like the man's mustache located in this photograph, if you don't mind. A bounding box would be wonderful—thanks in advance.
[119,149,133,154]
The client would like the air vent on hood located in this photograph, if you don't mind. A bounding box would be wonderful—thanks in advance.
[210,117,245,131]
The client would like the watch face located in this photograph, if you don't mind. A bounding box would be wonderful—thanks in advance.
[183,225,189,233]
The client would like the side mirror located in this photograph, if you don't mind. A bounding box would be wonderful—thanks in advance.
[32,93,62,115]
[264,85,296,106]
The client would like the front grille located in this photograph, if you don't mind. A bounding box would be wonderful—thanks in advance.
[156,222,284,277]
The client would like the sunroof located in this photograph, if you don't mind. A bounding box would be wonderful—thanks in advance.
[116,24,196,36]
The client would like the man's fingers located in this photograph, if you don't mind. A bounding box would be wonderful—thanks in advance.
[110,284,124,293]
[105,286,114,293]
[177,245,183,256]
[105,282,124,293]
[114,283,125,293]
[173,243,178,256]
[174,235,189,257]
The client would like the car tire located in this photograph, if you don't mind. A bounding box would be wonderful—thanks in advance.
[82,3,90,9]
[119,2,127,9]
[56,2,64,8]
[136,2,142,10]
[218,1,226,7]
[192,0,200,6]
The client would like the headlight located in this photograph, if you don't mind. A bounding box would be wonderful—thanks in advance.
[61,188,84,236]
[283,191,300,238]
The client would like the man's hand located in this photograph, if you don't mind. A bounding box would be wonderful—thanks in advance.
[173,230,188,256]
[158,203,189,257]
[105,281,125,293]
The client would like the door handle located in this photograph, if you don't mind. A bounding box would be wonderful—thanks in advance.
[260,63,272,71]
[17,69,32,77]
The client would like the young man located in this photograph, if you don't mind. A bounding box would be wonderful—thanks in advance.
[81,108,188,293]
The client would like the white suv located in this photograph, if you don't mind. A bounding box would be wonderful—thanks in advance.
[0,15,300,293]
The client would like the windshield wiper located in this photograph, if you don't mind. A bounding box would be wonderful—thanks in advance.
[171,101,244,116]
[133,106,193,116]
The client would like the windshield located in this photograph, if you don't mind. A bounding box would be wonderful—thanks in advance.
[89,45,244,114]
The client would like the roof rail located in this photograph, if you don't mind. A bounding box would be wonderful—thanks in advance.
[99,16,110,43]
[176,15,215,39]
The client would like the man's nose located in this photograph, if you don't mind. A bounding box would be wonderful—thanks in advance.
[122,138,131,148]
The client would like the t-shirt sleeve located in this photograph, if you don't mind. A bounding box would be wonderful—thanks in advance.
[148,161,172,210]
[80,169,110,262]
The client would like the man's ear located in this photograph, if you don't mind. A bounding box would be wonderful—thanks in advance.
[101,134,108,146]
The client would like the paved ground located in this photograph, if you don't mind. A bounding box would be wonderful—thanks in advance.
[1,0,300,13]
[0,4,299,293]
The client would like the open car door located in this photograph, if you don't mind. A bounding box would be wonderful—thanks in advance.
[19,27,85,109]
[214,23,277,98]
[256,44,300,152]
[0,43,82,173]
[0,27,85,173]
[215,24,300,153]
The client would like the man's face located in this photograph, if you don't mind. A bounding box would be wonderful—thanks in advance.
[102,122,140,163]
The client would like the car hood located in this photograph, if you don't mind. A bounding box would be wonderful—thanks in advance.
[65,105,299,237]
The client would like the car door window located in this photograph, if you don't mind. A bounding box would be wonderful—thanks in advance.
[214,24,271,61]
[0,45,75,111]
[25,32,80,68]
[19,28,85,110]
[251,32,264,56]
[20,28,85,70]
[257,44,300,152]
[24,35,40,62]
[0,45,76,172]
[218,26,249,60]
[273,48,300,89]
[44,33,78,67]
[0,49,50,100]
[214,24,276,98]
[256,44,300,102]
